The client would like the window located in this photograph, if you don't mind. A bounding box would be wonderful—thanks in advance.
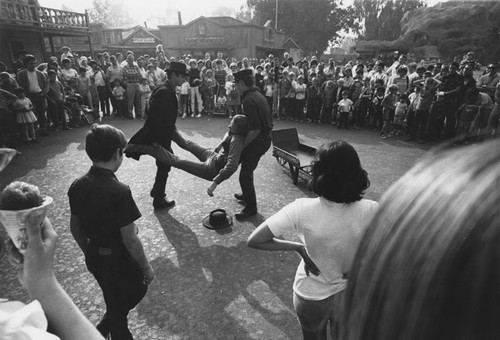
[198,24,206,36]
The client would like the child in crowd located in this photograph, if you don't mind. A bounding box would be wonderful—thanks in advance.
[337,90,354,129]
[264,76,274,112]
[407,78,438,142]
[138,77,151,121]
[321,80,335,124]
[225,74,240,118]
[406,86,420,135]
[278,70,292,120]
[47,69,69,131]
[371,86,385,130]
[306,77,321,123]
[12,87,38,143]
[381,84,399,138]
[287,72,297,120]
[112,79,126,119]
[295,75,307,122]
[76,66,93,111]
[203,69,216,114]
[394,93,409,135]
[179,78,190,119]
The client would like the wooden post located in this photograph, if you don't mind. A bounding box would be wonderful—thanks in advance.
[85,10,94,58]
[48,35,55,56]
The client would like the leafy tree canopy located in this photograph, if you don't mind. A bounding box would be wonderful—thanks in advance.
[88,0,136,27]
[353,0,426,40]
[243,0,356,55]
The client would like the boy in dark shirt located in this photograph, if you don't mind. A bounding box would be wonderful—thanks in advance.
[68,124,154,340]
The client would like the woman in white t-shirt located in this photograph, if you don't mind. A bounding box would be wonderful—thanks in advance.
[247,140,379,340]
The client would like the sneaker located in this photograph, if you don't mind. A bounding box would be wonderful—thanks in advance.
[153,198,176,210]
[195,113,201,118]
[235,208,257,220]
[182,113,187,119]
[191,114,195,118]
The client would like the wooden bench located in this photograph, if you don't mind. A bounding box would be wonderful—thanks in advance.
[271,128,317,185]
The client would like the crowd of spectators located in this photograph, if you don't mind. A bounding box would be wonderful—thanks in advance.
[1,46,499,147]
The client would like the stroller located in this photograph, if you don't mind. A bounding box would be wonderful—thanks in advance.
[64,93,95,127]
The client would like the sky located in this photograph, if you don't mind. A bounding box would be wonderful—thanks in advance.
[39,0,248,25]
[40,0,446,26]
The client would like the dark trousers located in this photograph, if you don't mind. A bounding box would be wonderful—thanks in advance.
[338,112,350,128]
[47,99,67,129]
[279,97,288,119]
[265,96,273,113]
[307,99,320,122]
[27,93,47,131]
[296,99,305,121]
[97,86,110,115]
[86,249,147,340]
[238,136,271,212]
[151,161,172,199]
[409,109,429,139]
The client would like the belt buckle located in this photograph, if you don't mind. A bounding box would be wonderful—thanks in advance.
[98,247,112,255]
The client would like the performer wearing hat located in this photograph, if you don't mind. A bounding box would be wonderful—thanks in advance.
[232,69,273,219]
[125,62,188,209]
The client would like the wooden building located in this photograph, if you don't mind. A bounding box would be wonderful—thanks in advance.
[0,0,91,69]
[158,16,285,59]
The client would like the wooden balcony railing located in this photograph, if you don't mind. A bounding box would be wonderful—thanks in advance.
[0,0,89,31]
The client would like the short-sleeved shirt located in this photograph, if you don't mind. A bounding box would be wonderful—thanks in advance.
[68,166,141,248]
[267,197,379,300]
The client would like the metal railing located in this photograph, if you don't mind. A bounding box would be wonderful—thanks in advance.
[0,0,89,30]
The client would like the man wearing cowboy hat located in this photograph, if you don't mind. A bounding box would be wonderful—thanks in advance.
[232,69,273,219]
[126,62,188,209]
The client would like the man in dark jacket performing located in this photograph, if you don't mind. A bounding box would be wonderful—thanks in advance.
[232,69,273,219]
[125,62,188,209]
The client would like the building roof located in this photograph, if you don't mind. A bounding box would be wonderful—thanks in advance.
[283,37,302,51]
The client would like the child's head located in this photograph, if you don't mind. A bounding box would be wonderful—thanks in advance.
[0,181,43,211]
[312,77,318,85]
[0,72,10,82]
[389,84,399,94]
[140,77,148,85]
[297,75,304,83]
[289,72,295,80]
[342,90,349,98]
[85,124,127,163]
[374,78,385,88]
[13,87,25,98]
[337,79,345,87]
[376,87,385,96]
[326,80,334,88]
[78,67,87,75]
[47,69,57,81]
[226,74,234,82]
[399,93,408,102]
[114,79,121,87]
[229,114,249,135]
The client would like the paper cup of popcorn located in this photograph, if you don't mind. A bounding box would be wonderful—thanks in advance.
[0,196,53,254]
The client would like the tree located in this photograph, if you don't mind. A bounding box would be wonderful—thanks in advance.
[353,0,426,40]
[243,0,356,55]
[88,0,136,27]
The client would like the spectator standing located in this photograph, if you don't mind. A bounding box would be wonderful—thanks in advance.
[12,87,37,143]
[107,55,123,115]
[17,55,49,136]
[122,55,142,119]
[179,78,190,119]
[477,63,500,100]
[278,70,292,120]
[320,80,335,124]
[111,79,126,119]
[225,74,240,118]
[337,90,354,129]
[138,77,151,121]
[68,124,154,340]
[47,70,69,131]
[188,59,203,117]
[380,85,399,138]
[248,140,378,340]
[295,75,307,122]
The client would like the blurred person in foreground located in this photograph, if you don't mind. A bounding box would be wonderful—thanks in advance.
[0,149,103,340]
[247,140,379,340]
[342,139,500,340]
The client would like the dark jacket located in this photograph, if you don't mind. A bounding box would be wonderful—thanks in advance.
[128,81,179,156]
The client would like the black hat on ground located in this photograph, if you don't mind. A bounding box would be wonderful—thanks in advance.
[168,61,188,76]
[202,209,233,230]
[233,69,253,81]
